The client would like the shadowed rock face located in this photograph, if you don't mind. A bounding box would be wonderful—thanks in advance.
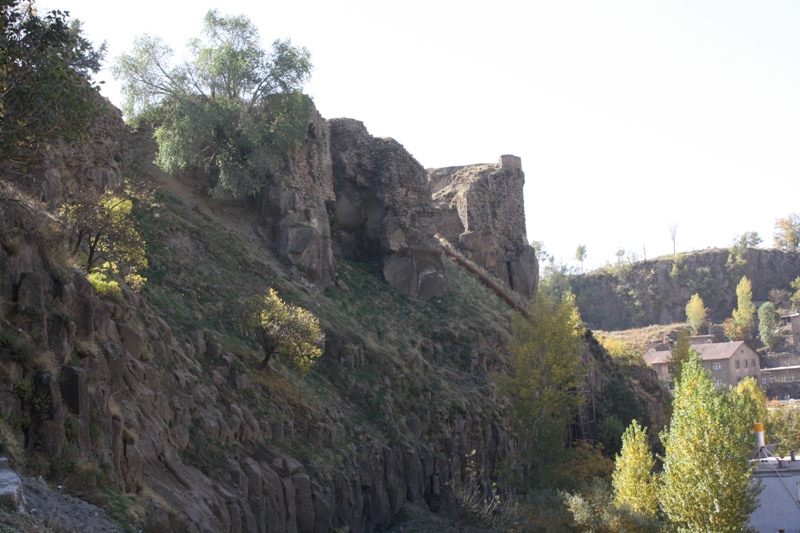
[329,119,444,300]
[429,156,538,298]
[260,107,336,288]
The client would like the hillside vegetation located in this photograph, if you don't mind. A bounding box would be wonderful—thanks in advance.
[0,5,670,531]
[567,248,800,331]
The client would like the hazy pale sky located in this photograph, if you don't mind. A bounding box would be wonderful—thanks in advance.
[48,0,800,269]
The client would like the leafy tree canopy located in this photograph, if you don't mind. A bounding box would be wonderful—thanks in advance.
[659,354,761,533]
[730,276,756,341]
[498,292,585,482]
[0,0,106,174]
[60,191,147,274]
[246,288,322,374]
[669,330,691,385]
[774,213,800,251]
[112,9,313,198]
[685,293,707,335]
[612,420,658,518]
[758,301,778,350]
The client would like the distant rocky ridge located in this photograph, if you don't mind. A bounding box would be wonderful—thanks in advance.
[571,248,800,331]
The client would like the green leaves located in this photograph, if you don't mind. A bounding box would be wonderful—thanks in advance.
[0,1,106,172]
[499,292,585,477]
[685,293,707,335]
[758,301,778,350]
[250,288,322,374]
[612,420,658,518]
[113,9,313,199]
[659,354,761,533]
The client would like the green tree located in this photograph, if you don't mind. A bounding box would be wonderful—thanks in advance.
[498,292,585,480]
[727,232,761,271]
[685,293,707,335]
[730,276,756,341]
[61,191,147,273]
[575,244,587,273]
[791,276,800,310]
[773,213,800,250]
[113,9,313,198]
[732,377,767,427]
[247,288,322,374]
[766,401,800,456]
[612,420,658,518]
[758,301,779,350]
[669,330,691,385]
[0,0,106,174]
[659,354,760,533]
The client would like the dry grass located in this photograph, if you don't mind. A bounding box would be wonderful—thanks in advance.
[594,322,689,351]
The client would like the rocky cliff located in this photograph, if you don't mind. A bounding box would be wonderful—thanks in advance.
[248,104,536,302]
[0,100,665,532]
[571,248,800,331]
[428,156,538,298]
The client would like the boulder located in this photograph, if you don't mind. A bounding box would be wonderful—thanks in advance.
[0,468,22,510]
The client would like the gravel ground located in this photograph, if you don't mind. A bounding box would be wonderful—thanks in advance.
[0,476,125,533]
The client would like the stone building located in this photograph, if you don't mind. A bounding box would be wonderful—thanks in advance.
[643,341,761,389]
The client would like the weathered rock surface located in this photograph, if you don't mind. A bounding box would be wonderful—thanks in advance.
[0,100,568,532]
[260,106,336,288]
[329,119,445,300]
[26,101,127,207]
[0,463,22,511]
[571,248,800,331]
[429,155,538,298]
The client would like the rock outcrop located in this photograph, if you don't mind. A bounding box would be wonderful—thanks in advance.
[0,100,588,532]
[25,102,127,207]
[429,155,538,297]
[248,105,537,301]
[571,248,800,331]
[260,106,336,288]
[329,119,445,300]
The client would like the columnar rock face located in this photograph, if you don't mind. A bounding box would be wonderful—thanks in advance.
[328,119,444,300]
[429,155,538,297]
[26,101,127,207]
[260,107,336,288]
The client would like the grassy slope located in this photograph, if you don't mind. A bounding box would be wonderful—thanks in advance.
[131,186,517,474]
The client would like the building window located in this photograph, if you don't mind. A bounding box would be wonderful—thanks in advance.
[771,375,776,383]
[712,362,722,371]
[752,359,756,368]
[735,360,740,369]
[715,378,723,387]
[668,365,674,374]
[792,375,797,382]
[744,360,748,368]
[762,377,767,385]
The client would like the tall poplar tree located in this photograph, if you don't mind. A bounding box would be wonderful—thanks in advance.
[685,293,707,335]
[726,276,756,341]
[659,354,760,533]
[758,302,778,350]
[612,420,658,518]
[498,292,585,480]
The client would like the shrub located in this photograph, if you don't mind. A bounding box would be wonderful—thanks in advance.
[87,271,123,302]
